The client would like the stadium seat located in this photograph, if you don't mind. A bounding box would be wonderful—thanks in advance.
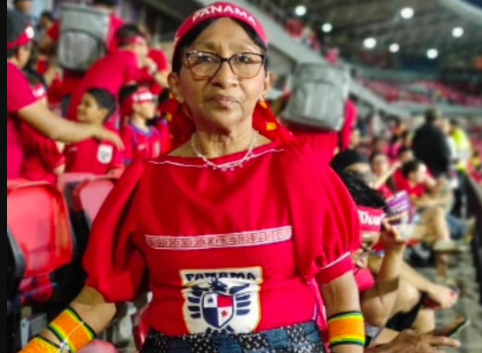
[74,177,117,227]
[7,182,74,351]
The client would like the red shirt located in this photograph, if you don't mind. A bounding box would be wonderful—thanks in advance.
[20,123,64,184]
[394,170,425,198]
[122,124,162,164]
[47,16,124,98]
[290,128,339,165]
[84,141,360,336]
[7,63,37,179]
[66,51,140,123]
[64,134,123,175]
[340,100,358,151]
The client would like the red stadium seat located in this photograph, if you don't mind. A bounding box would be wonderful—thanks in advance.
[73,177,116,227]
[7,182,75,352]
[57,173,97,208]
[7,182,74,304]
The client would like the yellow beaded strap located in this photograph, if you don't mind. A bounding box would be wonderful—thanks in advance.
[47,307,96,353]
[328,311,366,349]
[20,337,60,353]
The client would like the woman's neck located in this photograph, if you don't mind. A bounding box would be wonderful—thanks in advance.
[193,125,257,159]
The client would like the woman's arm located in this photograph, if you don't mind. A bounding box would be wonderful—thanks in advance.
[19,101,124,148]
[22,287,117,352]
[321,272,365,353]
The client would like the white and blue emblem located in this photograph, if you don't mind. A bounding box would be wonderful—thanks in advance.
[181,268,262,334]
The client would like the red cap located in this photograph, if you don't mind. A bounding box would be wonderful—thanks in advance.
[7,26,34,50]
[173,2,267,57]
[118,36,147,47]
[121,87,155,117]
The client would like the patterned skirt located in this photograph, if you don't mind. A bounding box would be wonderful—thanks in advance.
[140,322,326,353]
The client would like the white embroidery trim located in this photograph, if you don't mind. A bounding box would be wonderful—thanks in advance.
[146,226,292,251]
[149,148,284,169]
[320,252,351,271]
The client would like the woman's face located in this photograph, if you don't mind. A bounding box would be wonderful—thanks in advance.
[168,18,270,134]
[372,154,389,177]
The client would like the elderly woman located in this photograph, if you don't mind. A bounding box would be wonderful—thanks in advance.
[22,3,364,353]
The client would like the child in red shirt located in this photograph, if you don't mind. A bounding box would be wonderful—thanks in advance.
[119,85,161,165]
[20,74,65,184]
[64,89,124,175]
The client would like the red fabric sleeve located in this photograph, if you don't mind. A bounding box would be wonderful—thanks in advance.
[314,163,360,284]
[283,142,360,285]
[150,50,169,72]
[7,64,37,115]
[83,161,147,302]
[47,22,60,41]
[125,54,141,83]
[340,100,357,151]
[39,138,65,171]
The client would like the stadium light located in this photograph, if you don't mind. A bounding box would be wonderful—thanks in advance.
[322,23,333,33]
[427,49,439,59]
[364,37,377,49]
[452,27,464,38]
[401,8,414,20]
[389,43,400,53]
[295,5,307,17]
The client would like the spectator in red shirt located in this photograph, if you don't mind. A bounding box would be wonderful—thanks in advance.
[64,89,123,175]
[20,73,65,184]
[7,10,122,179]
[394,147,415,191]
[399,161,430,199]
[38,0,123,116]
[119,85,161,165]
[66,24,156,128]
[137,48,170,97]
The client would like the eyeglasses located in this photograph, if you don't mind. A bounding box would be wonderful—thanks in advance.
[183,51,266,79]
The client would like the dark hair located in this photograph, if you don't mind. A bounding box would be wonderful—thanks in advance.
[397,146,413,158]
[116,24,145,48]
[7,9,29,59]
[401,160,423,179]
[118,84,140,105]
[172,18,269,74]
[450,119,459,128]
[425,108,440,124]
[330,150,368,174]
[40,11,55,22]
[86,88,117,122]
[338,171,389,212]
